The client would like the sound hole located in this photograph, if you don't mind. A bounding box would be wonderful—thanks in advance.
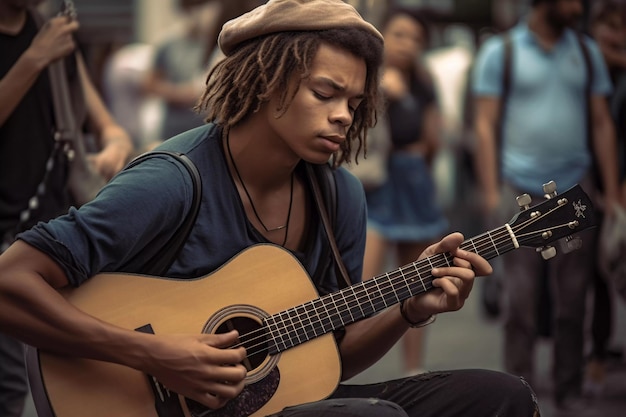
[186,305,281,417]
[215,316,267,372]
[202,304,279,384]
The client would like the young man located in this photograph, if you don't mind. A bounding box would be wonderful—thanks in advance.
[0,1,539,416]
[0,1,133,415]
[472,0,623,410]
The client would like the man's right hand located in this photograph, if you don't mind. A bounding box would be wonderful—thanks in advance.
[28,16,79,68]
[144,330,248,410]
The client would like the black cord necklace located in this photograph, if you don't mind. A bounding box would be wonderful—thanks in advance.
[226,136,294,246]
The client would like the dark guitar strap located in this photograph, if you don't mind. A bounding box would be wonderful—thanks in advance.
[305,163,352,290]
[124,151,203,276]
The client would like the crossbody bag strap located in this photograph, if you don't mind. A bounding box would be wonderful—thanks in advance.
[497,31,513,182]
[305,163,351,290]
[576,32,593,144]
[125,151,203,276]
[575,32,602,192]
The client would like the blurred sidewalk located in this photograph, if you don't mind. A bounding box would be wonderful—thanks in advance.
[346,279,626,417]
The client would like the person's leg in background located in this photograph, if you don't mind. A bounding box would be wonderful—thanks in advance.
[584,264,612,398]
[549,224,596,407]
[500,184,544,390]
[397,241,431,376]
[361,228,389,282]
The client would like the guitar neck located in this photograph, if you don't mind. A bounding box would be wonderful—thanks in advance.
[48,58,78,137]
[265,225,515,354]
[48,0,79,139]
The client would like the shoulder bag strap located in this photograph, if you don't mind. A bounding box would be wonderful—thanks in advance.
[576,33,594,148]
[497,31,513,181]
[305,163,351,289]
[576,32,601,190]
[125,151,203,276]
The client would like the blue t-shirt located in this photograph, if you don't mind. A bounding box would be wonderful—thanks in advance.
[154,37,207,138]
[18,124,367,295]
[472,22,612,195]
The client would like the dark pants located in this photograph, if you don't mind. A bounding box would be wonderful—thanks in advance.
[0,333,27,417]
[269,369,540,417]
[590,212,613,362]
[499,179,597,403]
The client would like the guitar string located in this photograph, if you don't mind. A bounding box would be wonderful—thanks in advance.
[232,217,577,357]
[235,220,576,357]
[227,206,578,356]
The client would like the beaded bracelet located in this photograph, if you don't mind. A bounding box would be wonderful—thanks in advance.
[399,300,437,328]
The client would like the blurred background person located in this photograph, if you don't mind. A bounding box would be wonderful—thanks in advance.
[472,0,622,411]
[590,0,626,201]
[359,6,449,377]
[102,42,162,152]
[141,0,262,144]
[585,0,626,399]
[140,0,219,142]
[0,0,133,416]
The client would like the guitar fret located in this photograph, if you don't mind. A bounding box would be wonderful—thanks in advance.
[308,299,326,337]
[315,297,333,333]
[487,230,500,256]
[289,308,306,346]
[378,274,390,309]
[361,280,377,316]
[416,258,426,292]
[263,316,282,355]
[296,304,317,339]
[274,311,291,351]
[469,238,479,256]
[325,296,345,328]
[398,268,409,302]
[340,289,356,324]
[349,286,365,318]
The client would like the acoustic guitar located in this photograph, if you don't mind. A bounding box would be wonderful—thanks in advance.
[26,183,596,417]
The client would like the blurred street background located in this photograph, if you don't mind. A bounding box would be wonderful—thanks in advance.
[18,0,626,416]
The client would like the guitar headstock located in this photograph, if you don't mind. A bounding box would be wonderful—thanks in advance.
[507,183,596,257]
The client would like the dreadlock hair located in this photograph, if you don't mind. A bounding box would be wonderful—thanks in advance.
[196,26,384,167]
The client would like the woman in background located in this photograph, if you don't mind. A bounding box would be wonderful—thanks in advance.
[361,7,448,376]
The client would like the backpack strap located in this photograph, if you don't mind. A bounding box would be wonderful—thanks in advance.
[496,31,513,181]
[576,34,595,147]
[125,151,202,276]
[305,163,351,290]
[575,32,602,191]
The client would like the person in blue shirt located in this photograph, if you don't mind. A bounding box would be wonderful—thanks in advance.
[0,1,539,416]
[472,0,623,410]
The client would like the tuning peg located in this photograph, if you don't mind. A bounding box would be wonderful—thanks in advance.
[537,246,557,260]
[543,181,557,199]
[516,193,532,210]
[558,236,582,253]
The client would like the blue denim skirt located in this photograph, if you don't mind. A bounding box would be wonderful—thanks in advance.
[365,152,448,242]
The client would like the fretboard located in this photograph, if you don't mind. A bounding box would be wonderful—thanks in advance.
[264,225,516,354]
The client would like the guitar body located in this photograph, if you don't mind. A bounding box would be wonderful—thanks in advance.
[33,245,341,417]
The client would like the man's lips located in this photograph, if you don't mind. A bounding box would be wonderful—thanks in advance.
[320,135,345,144]
[319,135,343,152]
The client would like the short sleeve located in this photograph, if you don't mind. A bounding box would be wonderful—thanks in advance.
[584,37,613,96]
[471,35,506,97]
[18,155,195,286]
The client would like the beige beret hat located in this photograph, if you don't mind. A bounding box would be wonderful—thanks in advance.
[218,0,383,56]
